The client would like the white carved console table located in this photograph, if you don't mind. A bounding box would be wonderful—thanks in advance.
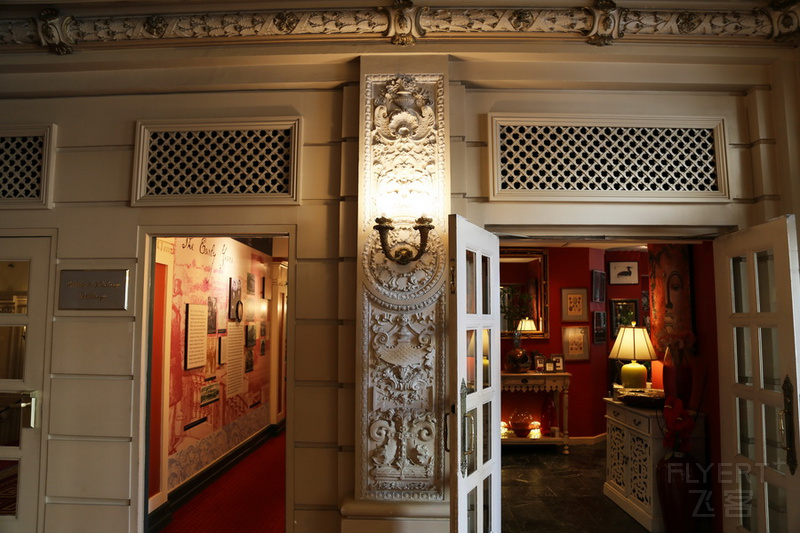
[500,372,570,454]
[603,399,705,533]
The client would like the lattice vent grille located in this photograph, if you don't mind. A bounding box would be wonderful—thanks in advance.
[146,128,292,196]
[0,135,44,200]
[497,124,720,194]
[134,119,300,205]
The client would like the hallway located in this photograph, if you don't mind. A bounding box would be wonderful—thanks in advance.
[502,443,647,533]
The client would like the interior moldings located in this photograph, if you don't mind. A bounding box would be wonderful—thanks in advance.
[1,2,798,55]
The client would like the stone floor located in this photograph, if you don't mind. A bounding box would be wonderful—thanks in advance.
[501,442,649,533]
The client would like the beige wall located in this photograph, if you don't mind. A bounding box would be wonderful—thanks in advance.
[0,40,798,533]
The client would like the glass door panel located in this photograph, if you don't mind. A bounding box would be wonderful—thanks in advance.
[466,330,477,393]
[738,398,756,460]
[481,329,491,389]
[739,468,757,532]
[466,251,476,315]
[766,483,788,533]
[735,326,753,385]
[755,250,776,313]
[764,404,788,474]
[759,327,781,392]
[731,256,749,313]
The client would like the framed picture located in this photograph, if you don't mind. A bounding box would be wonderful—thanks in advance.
[609,261,639,285]
[591,270,606,302]
[561,287,588,322]
[610,299,638,337]
[593,311,607,344]
[228,277,242,320]
[551,353,565,372]
[562,326,590,361]
[544,360,555,373]
[534,354,546,373]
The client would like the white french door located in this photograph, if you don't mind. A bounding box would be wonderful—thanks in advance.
[714,215,800,533]
[0,237,50,533]
[448,215,501,533]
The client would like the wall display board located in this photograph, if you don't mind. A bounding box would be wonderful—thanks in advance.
[185,303,208,369]
[226,322,246,396]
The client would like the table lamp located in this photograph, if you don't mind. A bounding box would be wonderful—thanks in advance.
[608,322,656,389]
[516,317,538,333]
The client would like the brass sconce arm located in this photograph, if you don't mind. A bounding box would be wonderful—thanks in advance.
[374,216,434,265]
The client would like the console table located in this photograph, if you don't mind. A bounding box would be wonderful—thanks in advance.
[603,399,705,533]
[500,372,570,454]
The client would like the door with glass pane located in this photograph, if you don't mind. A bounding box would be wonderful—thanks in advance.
[714,216,800,533]
[448,215,501,533]
[0,237,49,533]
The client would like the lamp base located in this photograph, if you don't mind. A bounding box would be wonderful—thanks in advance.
[620,360,648,389]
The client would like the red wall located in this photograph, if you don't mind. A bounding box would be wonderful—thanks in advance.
[501,244,718,442]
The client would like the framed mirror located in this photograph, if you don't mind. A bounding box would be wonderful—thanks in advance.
[499,248,549,339]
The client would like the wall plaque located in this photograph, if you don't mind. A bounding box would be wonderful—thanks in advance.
[58,269,129,310]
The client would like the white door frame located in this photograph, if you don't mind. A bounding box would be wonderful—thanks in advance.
[135,224,296,533]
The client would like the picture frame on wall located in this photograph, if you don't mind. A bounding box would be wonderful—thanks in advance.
[591,270,606,302]
[609,261,639,285]
[593,311,607,344]
[610,299,638,337]
[562,326,590,361]
[228,277,242,320]
[561,287,588,322]
[551,353,565,372]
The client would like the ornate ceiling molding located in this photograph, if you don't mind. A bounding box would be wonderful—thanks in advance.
[1,1,798,55]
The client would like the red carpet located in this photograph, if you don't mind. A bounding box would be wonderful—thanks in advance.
[162,431,285,533]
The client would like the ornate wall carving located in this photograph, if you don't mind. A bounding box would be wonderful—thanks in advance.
[1,1,798,54]
[359,73,447,500]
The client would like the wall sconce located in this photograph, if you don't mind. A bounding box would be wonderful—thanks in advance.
[373,216,434,265]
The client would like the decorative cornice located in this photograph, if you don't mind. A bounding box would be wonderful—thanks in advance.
[1,1,798,55]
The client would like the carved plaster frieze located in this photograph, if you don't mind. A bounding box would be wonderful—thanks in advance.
[2,2,798,55]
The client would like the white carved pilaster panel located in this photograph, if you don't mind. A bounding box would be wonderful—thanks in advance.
[359,72,447,500]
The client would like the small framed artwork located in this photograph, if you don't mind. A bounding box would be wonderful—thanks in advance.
[534,354,546,373]
[591,270,606,303]
[609,261,639,285]
[246,272,256,295]
[561,287,588,322]
[593,311,607,344]
[544,359,555,373]
[228,277,242,320]
[551,353,565,372]
[610,299,638,337]
[562,326,590,361]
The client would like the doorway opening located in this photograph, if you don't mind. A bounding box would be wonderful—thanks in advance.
[145,235,288,532]
[496,235,721,533]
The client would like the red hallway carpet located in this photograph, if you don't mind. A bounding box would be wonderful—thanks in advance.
[162,431,285,533]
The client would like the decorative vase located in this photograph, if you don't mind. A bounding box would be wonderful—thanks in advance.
[509,410,533,438]
[503,331,531,373]
[656,452,705,533]
[540,394,557,436]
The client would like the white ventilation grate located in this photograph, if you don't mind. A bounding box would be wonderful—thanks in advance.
[133,118,300,206]
[0,125,56,208]
[490,116,728,201]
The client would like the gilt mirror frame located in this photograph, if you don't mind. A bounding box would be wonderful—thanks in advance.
[499,247,549,339]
